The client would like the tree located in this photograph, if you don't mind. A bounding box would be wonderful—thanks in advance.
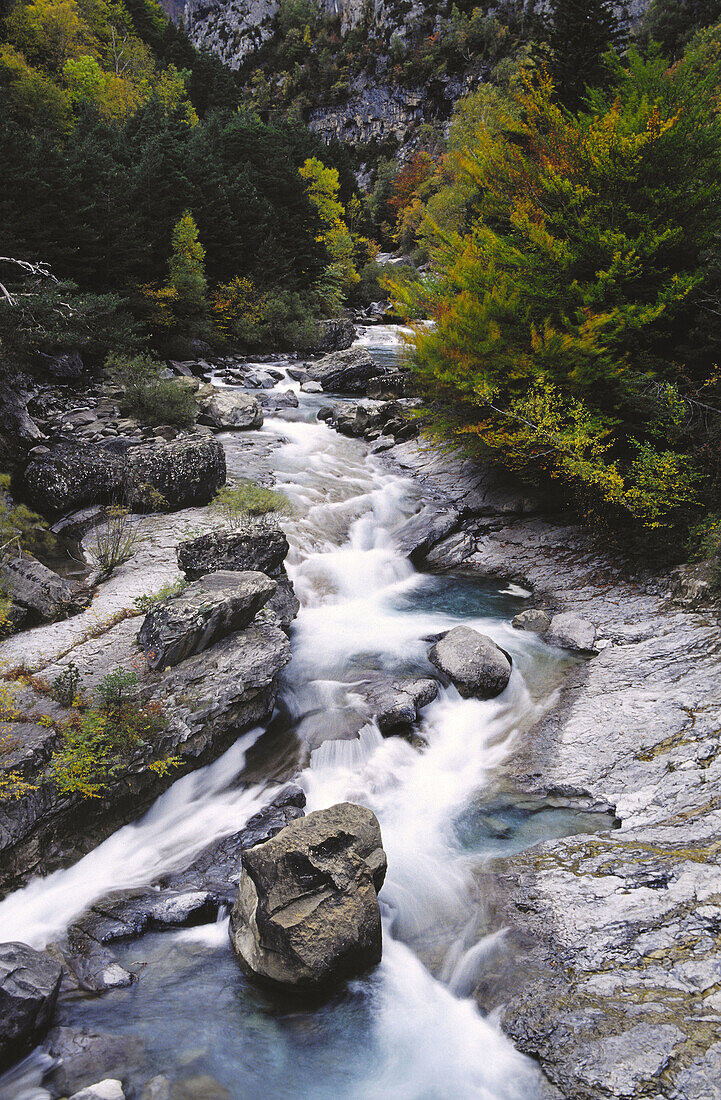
[168,209,207,315]
[639,0,721,60]
[299,155,358,306]
[548,0,625,108]
[389,51,721,534]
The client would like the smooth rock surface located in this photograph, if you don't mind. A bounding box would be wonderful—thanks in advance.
[69,1079,125,1100]
[137,569,276,669]
[230,803,387,990]
[357,675,438,732]
[0,553,77,621]
[199,390,263,430]
[0,942,62,1070]
[512,609,551,634]
[546,611,596,652]
[428,625,511,699]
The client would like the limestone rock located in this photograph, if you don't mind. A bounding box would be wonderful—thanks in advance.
[546,612,597,653]
[230,802,386,990]
[0,941,62,1071]
[137,569,276,669]
[512,609,551,634]
[428,625,511,699]
[69,1079,125,1100]
[198,389,263,430]
[316,317,356,351]
[177,523,289,580]
[306,347,385,394]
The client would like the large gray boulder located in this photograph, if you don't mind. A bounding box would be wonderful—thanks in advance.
[198,390,263,430]
[546,612,597,653]
[23,435,226,514]
[137,570,276,669]
[512,609,551,634]
[0,552,77,621]
[230,803,387,991]
[428,625,511,699]
[358,675,438,732]
[316,317,356,352]
[306,347,385,394]
[0,941,62,1071]
[177,523,289,580]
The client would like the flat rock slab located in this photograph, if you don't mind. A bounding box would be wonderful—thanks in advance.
[138,569,276,669]
[230,802,387,990]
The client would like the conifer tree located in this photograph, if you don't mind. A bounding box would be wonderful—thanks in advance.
[548,0,625,108]
[168,209,207,317]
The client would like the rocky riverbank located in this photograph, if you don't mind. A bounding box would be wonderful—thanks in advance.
[383,439,721,1100]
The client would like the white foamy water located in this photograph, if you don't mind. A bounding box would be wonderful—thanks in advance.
[0,328,557,1098]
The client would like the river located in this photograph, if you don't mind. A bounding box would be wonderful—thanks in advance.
[0,327,600,1099]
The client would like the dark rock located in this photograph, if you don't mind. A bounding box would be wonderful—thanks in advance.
[306,348,386,394]
[23,436,226,515]
[138,570,277,669]
[230,803,387,990]
[259,571,300,630]
[428,625,511,699]
[317,405,335,422]
[0,553,78,621]
[198,390,263,430]
[177,523,289,581]
[357,675,438,732]
[35,350,85,380]
[286,368,308,382]
[0,942,62,1071]
[316,318,356,352]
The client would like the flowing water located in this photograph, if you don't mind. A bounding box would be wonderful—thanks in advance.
[0,329,607,1099]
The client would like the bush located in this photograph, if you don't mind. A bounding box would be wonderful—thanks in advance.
[96,667,139,710]
[106,352,198,427]
[51,663,81,708]
[211,481,292,527]
[133,578,188,613]
[87,505,143,579]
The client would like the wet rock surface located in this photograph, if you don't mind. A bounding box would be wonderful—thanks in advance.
[355,674,439,732]
[0,942,62,1070]
[138,569,277,668]
[428,625,512,700]
[230,802,387,990]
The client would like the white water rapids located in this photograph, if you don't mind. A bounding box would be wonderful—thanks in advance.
[0,330,569,1099]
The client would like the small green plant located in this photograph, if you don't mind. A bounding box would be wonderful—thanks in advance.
[106,352,198,427]
[0,474,56,559]
[688,512,721,590]
[133,578,189,614]
[211,481,292,529]
[96,667,139,710]
[51,663,81,707]
[88,505,142,579]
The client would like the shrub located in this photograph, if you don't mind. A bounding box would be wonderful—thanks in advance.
[211,481,292,528]
[87,505,143,579]
[51,663,81,707]
[106,352,198,427]
[133,578,188,614]
[96,667,139,710]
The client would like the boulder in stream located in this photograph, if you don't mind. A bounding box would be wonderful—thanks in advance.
[230,803,386,991]
[306,348,385,394]
[358,675,439,732]
[428,625,511,699]
[137,570,277,669]
[316,317,356,352]
[512,609,551,634]
[0,552,79,621]
[198,390,263,430]
[0,941,62,1070]
[177,523,289,580]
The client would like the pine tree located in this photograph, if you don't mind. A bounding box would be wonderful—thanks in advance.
[548,0,625,108]
[168,209,207,316]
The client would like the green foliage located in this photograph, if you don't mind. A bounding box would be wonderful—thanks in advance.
[212,481,292,527]
[87,504,143,578]
[51,662,81,707]
[389,51,721,538]
[0,474,57,557]
[107,352,198,426]
[547,0,625,107]
[132,577,188,613]
[169,209,207,316]
[96,666,139,709]
[638,0,721,59]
